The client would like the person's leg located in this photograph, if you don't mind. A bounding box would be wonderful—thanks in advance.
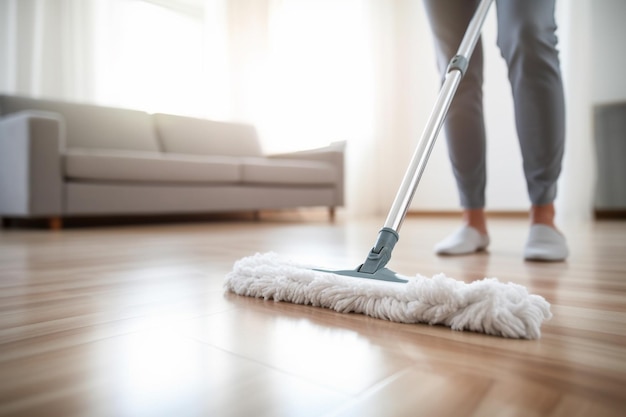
[495,0,568,260]
[424,0,490,254]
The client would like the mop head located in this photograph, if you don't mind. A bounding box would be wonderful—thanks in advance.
[224,252,552,339]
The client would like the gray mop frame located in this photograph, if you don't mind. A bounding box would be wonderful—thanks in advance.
[318,0,494,283]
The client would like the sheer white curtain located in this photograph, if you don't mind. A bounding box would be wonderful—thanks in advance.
[92,0,208,116]
[0,0,96,101]
[234,0,375,153]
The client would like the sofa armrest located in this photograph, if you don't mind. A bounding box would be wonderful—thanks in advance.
[268,141,346,206]
[0,111,65,216]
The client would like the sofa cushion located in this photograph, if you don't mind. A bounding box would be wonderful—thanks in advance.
[64,149,241,184]
[241,158,337,185]
[0,95,160,152]
[153,113,263,157]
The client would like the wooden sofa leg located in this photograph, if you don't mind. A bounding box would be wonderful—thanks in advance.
[328,207,336,223]
[49,217,63,230]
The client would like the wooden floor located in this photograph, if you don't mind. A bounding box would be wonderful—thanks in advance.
[1,212,625,417]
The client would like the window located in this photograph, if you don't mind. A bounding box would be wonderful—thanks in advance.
[93,0,207,116]
[252,0,374,152]
[92,0,374,152]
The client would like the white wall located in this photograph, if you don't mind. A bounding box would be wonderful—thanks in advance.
[591,0,626,104]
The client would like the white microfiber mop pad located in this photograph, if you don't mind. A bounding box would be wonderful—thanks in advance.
[224,252,552,339]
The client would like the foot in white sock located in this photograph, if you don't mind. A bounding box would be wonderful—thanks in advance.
[434,226,490,255]
[524,224,569,262]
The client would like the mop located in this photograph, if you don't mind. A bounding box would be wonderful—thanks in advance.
[225,0,552,339]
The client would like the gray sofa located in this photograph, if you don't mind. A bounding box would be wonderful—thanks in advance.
[0,94,345,228]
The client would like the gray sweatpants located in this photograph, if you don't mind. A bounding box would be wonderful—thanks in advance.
[423,0,565,209]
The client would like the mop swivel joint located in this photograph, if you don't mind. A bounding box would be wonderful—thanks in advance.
[358,227,399,274]
[312,227,407,283]
[447,55,469,76]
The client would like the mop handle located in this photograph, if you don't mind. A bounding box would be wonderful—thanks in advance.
[383,0,494,232]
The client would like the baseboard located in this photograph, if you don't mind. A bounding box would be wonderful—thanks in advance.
[407,210,528,218]
[594,209,626,219]
[0,212,259,229]
[0,208,336,229]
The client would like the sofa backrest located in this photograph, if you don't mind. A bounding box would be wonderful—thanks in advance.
[153,113,263,157]
[0,95,160,152]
